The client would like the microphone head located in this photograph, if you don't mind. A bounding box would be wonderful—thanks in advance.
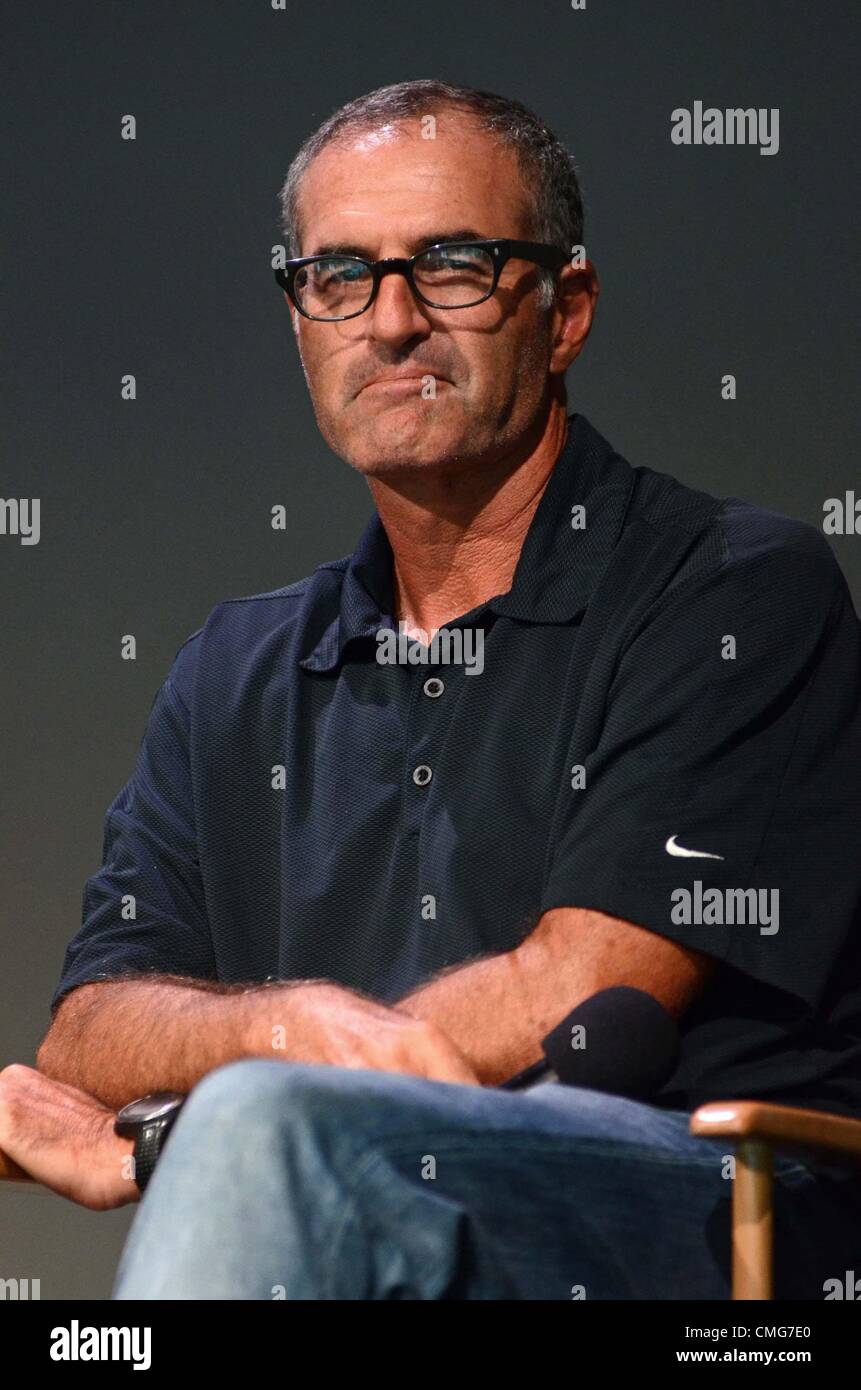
[541,986,679,1099]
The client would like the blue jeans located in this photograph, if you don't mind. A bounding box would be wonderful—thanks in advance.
[112,1060,861,1299]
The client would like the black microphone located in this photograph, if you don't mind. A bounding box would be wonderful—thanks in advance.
[499,986,680,1097]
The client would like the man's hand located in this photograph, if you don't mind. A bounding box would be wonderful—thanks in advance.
[254,983,480,1084]
[0,1064,138,1210]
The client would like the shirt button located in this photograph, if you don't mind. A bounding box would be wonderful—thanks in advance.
[412,764,433,787]
[423,676,445,698]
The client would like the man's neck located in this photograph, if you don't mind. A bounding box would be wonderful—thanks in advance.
[366,402,569,639]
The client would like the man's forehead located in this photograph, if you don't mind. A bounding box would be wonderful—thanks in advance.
[296,118,528,249]
[318,109,505,161]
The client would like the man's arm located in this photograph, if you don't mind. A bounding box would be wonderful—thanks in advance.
[37,976,289,1109]
[38,907,713,1106]
[21,912,706,1206]
[397,906,717,1085]
[36,972,480,1110]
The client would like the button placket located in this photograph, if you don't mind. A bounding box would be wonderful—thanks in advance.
[401,633,471,846]
[409,663,448,794]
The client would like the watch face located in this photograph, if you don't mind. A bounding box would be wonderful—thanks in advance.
[115,1092,185,1135]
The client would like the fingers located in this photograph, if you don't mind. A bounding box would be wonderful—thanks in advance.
[260,984,481,1084]
[301,1020,478,1082]
[361,1023,481,1084]
[419,1044,481,1085]
[0,1063,135,1210]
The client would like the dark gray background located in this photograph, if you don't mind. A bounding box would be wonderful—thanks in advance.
[2,0,857,1299]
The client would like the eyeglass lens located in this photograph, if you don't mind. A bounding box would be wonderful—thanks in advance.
[294,244,497,317]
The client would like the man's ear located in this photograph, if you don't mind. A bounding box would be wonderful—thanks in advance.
[549,260,600,376]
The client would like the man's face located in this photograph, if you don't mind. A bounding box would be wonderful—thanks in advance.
[289,114,562,476]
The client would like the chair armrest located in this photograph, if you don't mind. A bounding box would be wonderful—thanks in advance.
[690,1100,861,1169]
[0,1149,36,1183]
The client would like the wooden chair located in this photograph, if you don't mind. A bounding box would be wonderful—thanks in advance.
[4,1099,861,1299]
[690,1100,861,1298]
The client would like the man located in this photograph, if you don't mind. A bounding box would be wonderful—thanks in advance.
[3,80,860,1299]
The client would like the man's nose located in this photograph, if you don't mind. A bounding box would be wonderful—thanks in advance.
[366,270,431,346]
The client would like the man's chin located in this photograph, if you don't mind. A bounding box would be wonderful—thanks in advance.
[336,397,469,475]
[347,446,453,478]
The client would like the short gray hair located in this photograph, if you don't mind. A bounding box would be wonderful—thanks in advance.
[277,80,584,309]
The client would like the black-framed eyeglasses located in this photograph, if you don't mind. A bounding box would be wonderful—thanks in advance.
[273,239,570,321]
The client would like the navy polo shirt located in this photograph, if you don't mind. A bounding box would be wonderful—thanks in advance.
[52,414,861,1119]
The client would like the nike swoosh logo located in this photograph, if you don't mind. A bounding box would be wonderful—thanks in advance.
[665,834,724,860]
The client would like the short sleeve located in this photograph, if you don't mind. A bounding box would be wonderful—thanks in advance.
[541,522,861,1011]
[50,663,217,1015]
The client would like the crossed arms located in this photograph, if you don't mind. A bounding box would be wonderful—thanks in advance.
[0,892,714,1206]
[35,904,714,1105]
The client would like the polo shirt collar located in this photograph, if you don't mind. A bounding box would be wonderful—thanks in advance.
[492,412,636,622]
[300,413,635,672]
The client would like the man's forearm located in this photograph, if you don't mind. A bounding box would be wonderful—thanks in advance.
[36,975,303,1109]
[397,948,544,1086]
[398,907,714,1085]
[37,910,713,1104]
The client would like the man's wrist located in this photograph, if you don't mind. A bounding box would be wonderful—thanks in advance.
[242,979,326,1058]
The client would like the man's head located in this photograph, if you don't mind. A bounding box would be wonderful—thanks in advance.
[277,80,598,477]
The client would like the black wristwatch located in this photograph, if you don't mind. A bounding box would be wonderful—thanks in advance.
[114,1092,186,1194]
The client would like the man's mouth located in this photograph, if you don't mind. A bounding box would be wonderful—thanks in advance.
[358,373,449,397]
